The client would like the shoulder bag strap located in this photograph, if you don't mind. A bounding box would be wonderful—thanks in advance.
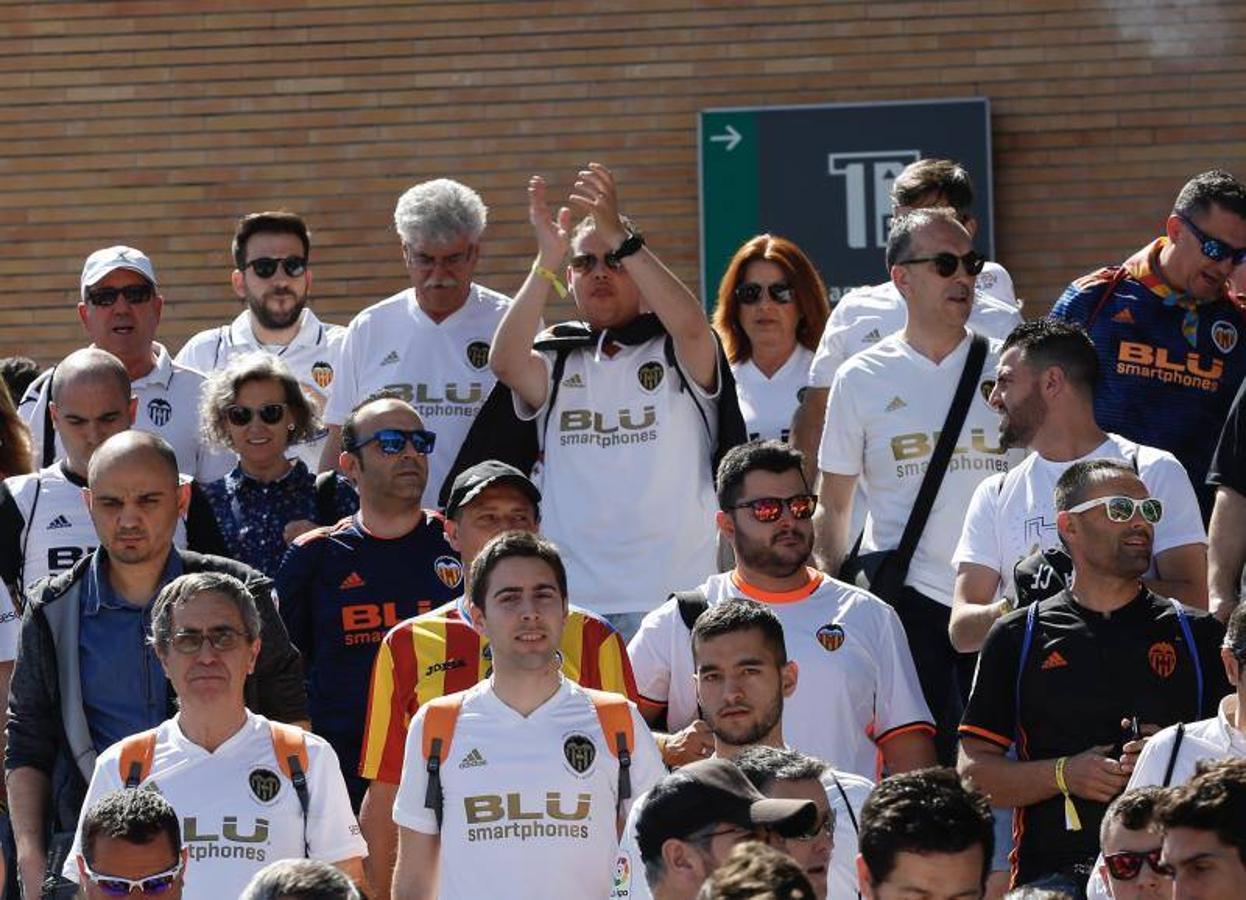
[1161,722,1186,788]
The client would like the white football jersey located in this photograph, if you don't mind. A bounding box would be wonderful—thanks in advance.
[732,346,814,442]
[323,284,511,500]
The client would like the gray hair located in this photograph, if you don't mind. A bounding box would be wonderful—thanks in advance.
[393,178,488,247]
[200,352,318,448]
[240,859,362,900]
[885,206,964,269]
[149,572,261,655]
[732,746,828,793]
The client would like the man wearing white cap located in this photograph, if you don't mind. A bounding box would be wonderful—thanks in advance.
[19,246,230,482]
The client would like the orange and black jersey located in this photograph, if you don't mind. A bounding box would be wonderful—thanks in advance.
[960,588,1226,883]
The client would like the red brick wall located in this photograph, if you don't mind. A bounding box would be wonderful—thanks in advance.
[2,0,1244,365]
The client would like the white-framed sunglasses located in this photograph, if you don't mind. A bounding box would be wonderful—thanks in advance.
[81,856,184,896]
[1066,495,1163,524]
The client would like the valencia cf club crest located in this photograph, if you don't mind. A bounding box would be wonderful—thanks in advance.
[637,361,664,392]
[434,555,464,590]
[1211,320,1238,354]
[147,398,173,427]
[311,361,334,389]
[248,768,282,804]
[816,623,846,652]
[979,380,996,404]
[1148,641,1177,679]
[563,734,596,774]
[465,341,490,370]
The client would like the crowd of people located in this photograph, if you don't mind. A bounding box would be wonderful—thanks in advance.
[0,157,1244,900]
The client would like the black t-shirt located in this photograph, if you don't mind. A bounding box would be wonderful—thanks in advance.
[960,587,1226,881]
[1208,376,1246,493]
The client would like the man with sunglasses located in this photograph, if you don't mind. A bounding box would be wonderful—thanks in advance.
[276,394,460,811]
[1051,169,1246,520]
[630,440,934,781]
[319,179,511,503]
[959,459,1227,893]
[75,789,186,900]
[1086,788,1172,900]
[19,246,230,483]
[176,211,346,470]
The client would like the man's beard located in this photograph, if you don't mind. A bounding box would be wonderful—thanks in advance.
[1000,391,1047,450]
[708,692,784,747]
[734,527,813,578]
[249,291,306,331]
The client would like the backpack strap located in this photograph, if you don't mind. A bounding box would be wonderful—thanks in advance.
[422,694,466,829]
[1013,602,1040,754]
[540,346,573,451]
[1083,266,1132,330]
[269,721,311,857]
[40,366,57,469]
[1169,599,1204,714]
[1161,722,1186,788]
[313,471,339,526]
[582,688,634,818]
[118,729,160,788]
[673,589,709,632]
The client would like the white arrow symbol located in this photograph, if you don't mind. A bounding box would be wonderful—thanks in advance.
[709,124,742,152]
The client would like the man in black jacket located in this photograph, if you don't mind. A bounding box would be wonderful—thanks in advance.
[4,431,306,900]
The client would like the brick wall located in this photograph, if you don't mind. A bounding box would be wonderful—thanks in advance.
[1,0,1244,366]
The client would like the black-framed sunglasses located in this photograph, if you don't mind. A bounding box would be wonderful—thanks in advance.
[1177,214,1246,266]
[169,627,250,655]
[225,403,287,427]
[730,493,818,523]
[1103,848,1167,881]
[243,255,308,279]
[352,428,436,456]
[734,282,796,305]
[898,250,987,278]
[569,252,625,274]
[85,284,155,307]
[81,857,184,896]
[787,809,836,842]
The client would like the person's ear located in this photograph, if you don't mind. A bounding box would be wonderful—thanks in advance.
[664,838,710,885]
[856,855,876,898]
[175,481,191,519]
[247,637,262,675]
[1164,214,1184,244]
[781,660,799,698]
[468,600,487,630]
[127,396,138,426]
[1222,647,1241,688]
[231,269,246,300]
[444,518,461,553]
[716,509,735,541]
[77,302,89,329]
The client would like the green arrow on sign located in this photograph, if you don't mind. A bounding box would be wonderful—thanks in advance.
[700,111,759,311]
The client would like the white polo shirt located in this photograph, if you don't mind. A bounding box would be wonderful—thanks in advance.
[175,309,346,469]
[324,284,510,500]
[65,712,366,900]
[732,345,814,442]
[953,434,1206,599]
[628,569,932,780]
[818,331,1025,606]
[20,343,231,483]
[393,676,664,900]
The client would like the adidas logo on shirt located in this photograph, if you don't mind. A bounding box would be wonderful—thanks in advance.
[46,515,73,530]
[381,350,400,365]
[459,748,487,769]
[1041,650,1068,670]
[863,328,882,343]
[885,396,906,412]
[562,373,585,388]
[1112,308,1135,324]
[340,572,366,590]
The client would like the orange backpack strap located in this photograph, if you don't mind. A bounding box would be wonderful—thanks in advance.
[117,729,159,789]
[422,694,466,829]
[269,721,311,857]
[583,688,634,813]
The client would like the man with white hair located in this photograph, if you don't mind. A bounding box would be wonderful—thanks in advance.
[318,179,512,500]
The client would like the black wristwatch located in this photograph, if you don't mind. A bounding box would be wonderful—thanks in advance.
[607,231,645,265]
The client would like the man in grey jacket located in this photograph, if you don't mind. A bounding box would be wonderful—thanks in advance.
[4,431,306,900]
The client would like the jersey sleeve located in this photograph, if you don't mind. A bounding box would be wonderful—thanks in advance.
[576,615,639,701]
[1207,381,1246,493]
[1140,450,1207,552]
[512,351,555,422]
[18,373,52,470]
[626,603,676,710]
[62,749,125,882]
[807,320,852,388]
[359,623,418,784]
[274,535,321,667]
[817,366,865,476]
[322,319,365,427]
[952,474,1005,571]
[1048,277,1101,325]
[870,601,936,743]
[959,615,1025,750]
[391,704,438,834]
[305,738,369,863]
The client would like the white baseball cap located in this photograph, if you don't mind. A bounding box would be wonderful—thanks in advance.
[80,246,158,299]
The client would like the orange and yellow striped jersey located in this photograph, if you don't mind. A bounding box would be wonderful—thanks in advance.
[358,596,637,783]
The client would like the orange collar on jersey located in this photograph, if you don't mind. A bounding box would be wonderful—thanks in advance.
[1125,236,1230,305]
[730,567,824,604]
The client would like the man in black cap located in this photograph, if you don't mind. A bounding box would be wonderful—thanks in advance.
[632,757,818,900]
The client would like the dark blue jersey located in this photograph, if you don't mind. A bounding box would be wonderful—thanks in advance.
[1051,238,1246,515]
[275,511,463,799]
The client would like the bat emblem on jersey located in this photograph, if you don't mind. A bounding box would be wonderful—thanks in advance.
[147,398,172,427]
[563,734,596,774]
[1148,641,1177,679]
[311,361,334,388]
[637,361,665,392]
[1212,320,1238,354]
[248,768,282,803]
[434,556,464,589]
[465,341,491,370]
[816,623,846,652]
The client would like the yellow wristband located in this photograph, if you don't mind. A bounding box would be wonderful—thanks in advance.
[1054,757,1082,831]
[532,262,568,299]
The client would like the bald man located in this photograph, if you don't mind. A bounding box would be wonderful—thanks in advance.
[5,431,307,900]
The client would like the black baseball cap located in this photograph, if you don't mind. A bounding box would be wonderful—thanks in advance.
[635,758,817,863]
[444,461,541,520]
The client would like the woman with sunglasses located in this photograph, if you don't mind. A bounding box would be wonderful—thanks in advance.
[199,353,357,577]
[712,234,830,443]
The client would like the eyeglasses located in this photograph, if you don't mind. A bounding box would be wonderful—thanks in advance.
[85,284,155,307]
[81,857,183,896]
[351,428,436,456]
[734,282,795,305]
[1104,848,1167,881]
[787,811,836,842]
[569,252,625,274]
[1177,214,1246,266]
[1067,495,1164,524]
[243,255,307,278]
[897,250,987,278]
[690,825,757,847]
[730,494,818,523]
[224,403,287,427]
[169,627,250,655]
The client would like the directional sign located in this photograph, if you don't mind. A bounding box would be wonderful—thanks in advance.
[698,98,992,308]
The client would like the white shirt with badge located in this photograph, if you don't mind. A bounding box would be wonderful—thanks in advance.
[732,345,813,442]
[64,712,366,900]
[818,331,1025,606]
[953,434,1207,599]
[19,343,232,483]
[175,309,346,470]
[323,284,511,500]
[628,569,932,780]
[515,335,720,617]
[393,676,664,900]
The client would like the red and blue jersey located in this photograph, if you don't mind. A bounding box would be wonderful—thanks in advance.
[1051,238,1246,516]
